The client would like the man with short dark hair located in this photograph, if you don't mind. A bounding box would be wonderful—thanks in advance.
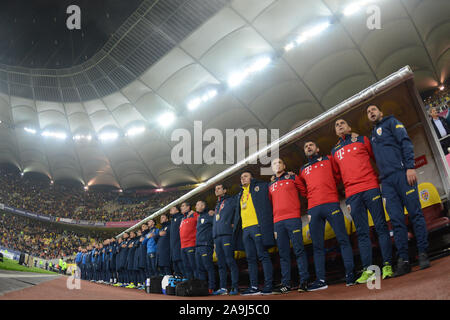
[179,202,199,279]
[155,213,171,275]
[367,104,429,276]
[169,206,185,277]
[212,184,240,296]
[296,141,355,291]
[332,119,393,282]
[195,200,216,294]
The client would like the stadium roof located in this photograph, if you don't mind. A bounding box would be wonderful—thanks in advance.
[0,0,448,190]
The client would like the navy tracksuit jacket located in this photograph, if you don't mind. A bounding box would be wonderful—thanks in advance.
[196,209,215,289]
[213,194,239,289]
[370,115,428,260]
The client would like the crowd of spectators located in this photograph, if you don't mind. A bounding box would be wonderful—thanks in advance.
[423,87,449,110]
[0,211,108,259]
[0,168,186,223]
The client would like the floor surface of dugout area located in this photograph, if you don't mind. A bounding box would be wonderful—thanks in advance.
[0,254,448,300]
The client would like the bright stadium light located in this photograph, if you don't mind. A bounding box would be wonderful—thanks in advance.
[155,188,164,192]
[228,71,248,88]
[228,56,272,88]
[24,127,37,134]
[439,84,445,91]
[99,131,119,142]
[187,89,218,111]
[41,130,67,140]
[158,112,175,127]
[73,134,92,141]
[284,42,295,52]
[343,0,375,16]
[284,21,331,52]
[126,126,145,137]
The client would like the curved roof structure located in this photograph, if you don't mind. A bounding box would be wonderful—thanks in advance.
[0,0,448,189]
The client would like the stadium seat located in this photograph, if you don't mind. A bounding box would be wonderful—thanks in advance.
[417,183,450,232]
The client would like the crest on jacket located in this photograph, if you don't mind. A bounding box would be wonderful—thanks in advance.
[376,127,382,136]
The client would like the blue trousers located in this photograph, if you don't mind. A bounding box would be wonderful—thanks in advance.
[147,253,157,277]
[172,259,185,277]
[214,235,239,289]
[242,224,273,291]
[346,188,393,267]
[381,170,429,260]
[274,218,310,286]
[196,245,216,290]
[309,202,354,281]
[181,247,198,279]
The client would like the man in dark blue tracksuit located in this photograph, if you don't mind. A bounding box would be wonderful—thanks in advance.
[195,200,216,293]
[126,232,139,288]
[169,206,185,277]
[143,220,159,277]
[85,246,93,281]
[135,230,147,287]
[212,184,240,296]
[155,213,171,275]
[109,238,117,284]
[91,245,98,281]
[367,105,429,276]
[117,233,130,286]
[234,171,275,295]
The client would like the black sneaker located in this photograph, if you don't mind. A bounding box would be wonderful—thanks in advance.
[418,252,430,270]
[307,279,328,291]
[297,281,309,292]
[394,258,411,277]
[272,284,291,294]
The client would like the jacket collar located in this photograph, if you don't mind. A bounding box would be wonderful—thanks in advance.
[338,133,352,143]
[307,154,322,163]
[273,171,287,182]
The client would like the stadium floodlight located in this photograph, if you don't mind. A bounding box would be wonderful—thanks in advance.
[99,131,119,142]
[439,84,445,91]
[343,0,374,16]
[158,112,175,127]
[188,98,202,111]
[126,126,145,137]
[73,134,92,141]
[247,57,272,73]
[228,56,272,88]
[24,127,37,134]
[41,130,67,140]
[284,21,331,52]
[84,186,89,191]
[228,71,248,88]
[284,42,295,52]
[187,89,218,111]
[155,188,164,192]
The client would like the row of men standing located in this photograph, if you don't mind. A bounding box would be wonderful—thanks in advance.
[74,104,431,295]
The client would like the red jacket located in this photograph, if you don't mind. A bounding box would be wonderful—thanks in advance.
[269,173,302,223]
[296,155,339,209]
[179,211,199,249]
[331,135,379,197]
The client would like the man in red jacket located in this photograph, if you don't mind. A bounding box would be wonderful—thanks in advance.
[179,202,199,279]
[331,119,393,283]
[296,141,355,291]
[269,158,310,293]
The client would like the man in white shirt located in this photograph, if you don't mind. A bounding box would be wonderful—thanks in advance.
[429,107,450,154]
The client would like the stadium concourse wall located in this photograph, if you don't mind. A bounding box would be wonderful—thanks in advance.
[117,65,450,238]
